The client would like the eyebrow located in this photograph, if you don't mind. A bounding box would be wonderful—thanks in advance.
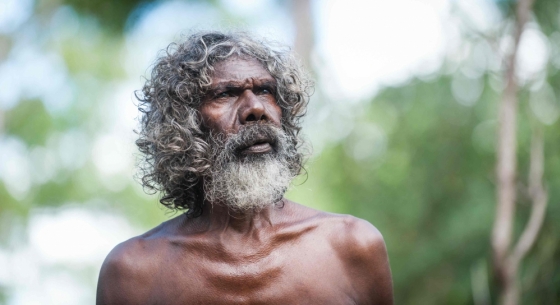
[258,80,277,89]
[211,81,243,92]
[209,79,277,92]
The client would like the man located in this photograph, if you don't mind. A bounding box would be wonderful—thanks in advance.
[97,31,393,305]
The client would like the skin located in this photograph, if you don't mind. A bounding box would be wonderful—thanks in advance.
[96,57,394,305]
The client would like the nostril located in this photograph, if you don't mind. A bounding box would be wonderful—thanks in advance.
[246,114,257,121]
[245,113,267,122]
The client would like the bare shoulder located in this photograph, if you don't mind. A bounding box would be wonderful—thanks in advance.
[285,200,386,251]
[333,215,393,304]
[96,222,171,305]
[330,214,386,256]
[287,203,393,304]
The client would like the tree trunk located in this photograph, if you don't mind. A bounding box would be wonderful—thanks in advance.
[491,0,541,304]
[291,0,314,70]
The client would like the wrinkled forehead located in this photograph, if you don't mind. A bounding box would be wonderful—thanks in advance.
[209,56,275,86]
[211,56,271,77]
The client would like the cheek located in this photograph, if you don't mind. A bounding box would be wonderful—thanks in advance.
[200,106,225,132]
[268,100,283,124]
[200,103,239,134]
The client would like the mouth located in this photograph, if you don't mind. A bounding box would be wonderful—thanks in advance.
[239,138,274,154]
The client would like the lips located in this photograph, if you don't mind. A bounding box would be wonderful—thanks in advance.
[238,137,275,154]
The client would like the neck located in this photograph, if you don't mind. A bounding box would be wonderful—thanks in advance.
[196,199,283,235]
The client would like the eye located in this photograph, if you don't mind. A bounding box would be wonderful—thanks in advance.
[215,91,229,99]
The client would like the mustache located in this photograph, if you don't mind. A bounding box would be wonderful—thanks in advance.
[206,123,285,158]
[226,124,281,153]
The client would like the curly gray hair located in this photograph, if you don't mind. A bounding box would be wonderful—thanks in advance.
[135,30,313,216]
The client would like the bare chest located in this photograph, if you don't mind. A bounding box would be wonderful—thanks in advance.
[146,243,358,305]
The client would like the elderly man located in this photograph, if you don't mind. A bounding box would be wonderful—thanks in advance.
[96,31,393,305]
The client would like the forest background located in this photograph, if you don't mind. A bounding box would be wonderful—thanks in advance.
[0,0,559,304]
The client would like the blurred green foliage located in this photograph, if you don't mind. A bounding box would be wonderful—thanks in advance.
[289,73,560,303]
[534,0,560,35]
[61,0,151,32]
[60,0,223,32]
[4,100,54,146]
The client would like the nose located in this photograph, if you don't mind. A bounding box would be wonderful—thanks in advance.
[238,90,267,124]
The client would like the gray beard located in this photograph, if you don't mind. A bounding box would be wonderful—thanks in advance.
[203,124,300,212]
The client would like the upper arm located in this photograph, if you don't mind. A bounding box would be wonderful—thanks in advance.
[337,217,394,305]
[96,241,151,305]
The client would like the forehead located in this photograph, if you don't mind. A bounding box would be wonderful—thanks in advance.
[210,57,274,84]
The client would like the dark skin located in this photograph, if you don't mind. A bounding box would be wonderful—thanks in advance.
[96,57,394,305]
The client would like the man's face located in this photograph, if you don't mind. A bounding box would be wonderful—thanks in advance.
[200,57,283,154]
[199,57,299,211]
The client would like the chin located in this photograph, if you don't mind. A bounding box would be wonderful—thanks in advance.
[204,154,294,212]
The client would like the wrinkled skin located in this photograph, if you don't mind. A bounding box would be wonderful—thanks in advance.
[96,58,394,305]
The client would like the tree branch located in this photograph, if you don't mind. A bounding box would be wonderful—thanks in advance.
[491,0,536,267]
[510,126,548,269]
[491,3,537,305]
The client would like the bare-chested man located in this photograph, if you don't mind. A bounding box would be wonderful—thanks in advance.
[96,31,393,305]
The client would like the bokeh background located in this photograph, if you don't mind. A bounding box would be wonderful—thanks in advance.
[0,0,559,304]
